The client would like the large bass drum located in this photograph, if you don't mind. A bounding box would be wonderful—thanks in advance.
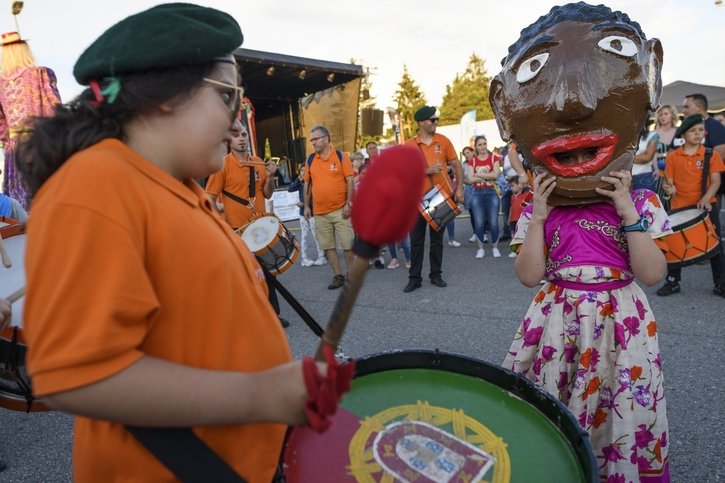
[282,350,596,483]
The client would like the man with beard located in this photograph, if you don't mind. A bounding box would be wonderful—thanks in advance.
[206,121,289,328]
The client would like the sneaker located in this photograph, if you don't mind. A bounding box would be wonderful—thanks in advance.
[374,257,385,269]
[468,234,477,243]
[656,280,680,296]
[483,235,489,243]
[475,248,485,259]
[430,278,447,288]
[492,247,501,258]
[387,259,400,269]
[447,240,461,247]
[313,257,327,266]
[712,284,725,298]
[539,279,547,285]
[300,259,314,267]
[328,274,345,290]
[508,251,517,258]
[405,260,412,269]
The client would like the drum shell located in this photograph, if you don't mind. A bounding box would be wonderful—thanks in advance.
[282,350,597,483]
[420,186,461,232]
[237,214,300,276]
[664,206,721,267]
[0,223,50,412]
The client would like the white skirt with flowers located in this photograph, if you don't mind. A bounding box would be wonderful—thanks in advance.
[503,266,670,482]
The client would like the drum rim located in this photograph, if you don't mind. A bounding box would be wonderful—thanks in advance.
[353,349,598,482]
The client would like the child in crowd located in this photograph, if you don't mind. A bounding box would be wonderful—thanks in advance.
[506,176,532,257]
[657,114,725,297]
[288,165,326,267]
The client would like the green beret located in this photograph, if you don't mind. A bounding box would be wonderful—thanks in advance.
[73,3,243,85]
[414,105,437,122]
[675,114,705,138]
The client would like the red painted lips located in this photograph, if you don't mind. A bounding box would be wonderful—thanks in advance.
[531,133,619,177]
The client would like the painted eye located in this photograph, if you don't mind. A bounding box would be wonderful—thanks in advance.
[597,36,638,57]
[515,53,549,83]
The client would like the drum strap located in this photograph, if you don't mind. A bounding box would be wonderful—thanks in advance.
[701,148,712,197]
[222,189,251,207]
[126,426,248,482]
[248,166,256,199]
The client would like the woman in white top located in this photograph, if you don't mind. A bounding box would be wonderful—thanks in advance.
[632,125,658,191]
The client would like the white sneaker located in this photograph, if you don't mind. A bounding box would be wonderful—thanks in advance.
[313,257,327,266]
[483,235,489,243]
[387,259,400,269]
[468,234,477,243]
[508,251,517,258]
[475,248,485,259]
[492,247,501,258]
[448,240,461,247]
[301,259,314,267]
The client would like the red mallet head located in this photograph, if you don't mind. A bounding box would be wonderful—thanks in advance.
[351,145,425,257]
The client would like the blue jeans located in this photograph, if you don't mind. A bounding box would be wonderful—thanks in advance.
[470,187,500,243]
[632,172,656,192]
[388,237,411,261]
[446,219,455,239]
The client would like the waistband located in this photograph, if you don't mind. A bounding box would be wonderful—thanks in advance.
[551,278,633,291]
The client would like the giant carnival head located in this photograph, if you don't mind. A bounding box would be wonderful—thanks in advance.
[489,2,663,205]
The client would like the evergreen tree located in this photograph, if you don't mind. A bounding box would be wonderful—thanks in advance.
[394,65,427,140]
[439,53,494,126]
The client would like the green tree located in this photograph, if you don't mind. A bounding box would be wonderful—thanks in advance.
[439,53,494,126]
[394,65,427,140]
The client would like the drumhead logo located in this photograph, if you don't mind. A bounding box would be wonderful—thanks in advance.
[346,401,511,483]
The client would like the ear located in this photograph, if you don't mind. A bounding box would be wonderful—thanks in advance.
[646,38,664,110]
[488,76,510,140]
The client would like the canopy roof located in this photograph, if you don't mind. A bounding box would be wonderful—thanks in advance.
[233,48,364,102]
[660,80,725,113]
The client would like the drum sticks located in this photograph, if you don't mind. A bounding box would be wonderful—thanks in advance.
[314,146,425,361]
[0,231,11,268]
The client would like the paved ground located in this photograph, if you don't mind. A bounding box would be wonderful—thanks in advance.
[1,214,723,482]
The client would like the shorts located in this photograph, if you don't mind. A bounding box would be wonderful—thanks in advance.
[315,207,354,251]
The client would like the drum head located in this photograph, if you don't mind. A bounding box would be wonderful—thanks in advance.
[240,216,280,252]
[668,207,703,229]
[283,350,596,483]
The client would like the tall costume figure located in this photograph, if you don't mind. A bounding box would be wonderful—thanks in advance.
[0,31,61,208]
[491,3,670,481]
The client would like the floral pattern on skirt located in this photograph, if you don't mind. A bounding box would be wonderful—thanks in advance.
[503,266,670,482]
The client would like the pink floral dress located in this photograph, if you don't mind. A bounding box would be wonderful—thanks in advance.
[505,190,672,482]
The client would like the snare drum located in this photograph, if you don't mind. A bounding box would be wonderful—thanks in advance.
[420,185,461,232]
[283,351,596,483]
[237,214,299,276]
[0,223,49,412]
[664,206,720,267]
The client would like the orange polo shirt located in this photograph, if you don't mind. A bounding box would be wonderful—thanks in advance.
[664,145,725,210]
[303,146,353,215]
[25,139,291,483]
[406,132,458,195]
[206,153,268,228]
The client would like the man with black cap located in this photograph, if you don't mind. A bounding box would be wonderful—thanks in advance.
[658,114,725,297]
[403,106,464,292]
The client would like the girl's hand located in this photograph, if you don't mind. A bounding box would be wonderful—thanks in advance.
[596,170,638,223]
[530,172,555,223]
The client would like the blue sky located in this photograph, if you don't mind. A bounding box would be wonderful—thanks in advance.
[6,0,724,111]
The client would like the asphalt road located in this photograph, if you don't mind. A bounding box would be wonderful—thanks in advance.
[1,214,723,482]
